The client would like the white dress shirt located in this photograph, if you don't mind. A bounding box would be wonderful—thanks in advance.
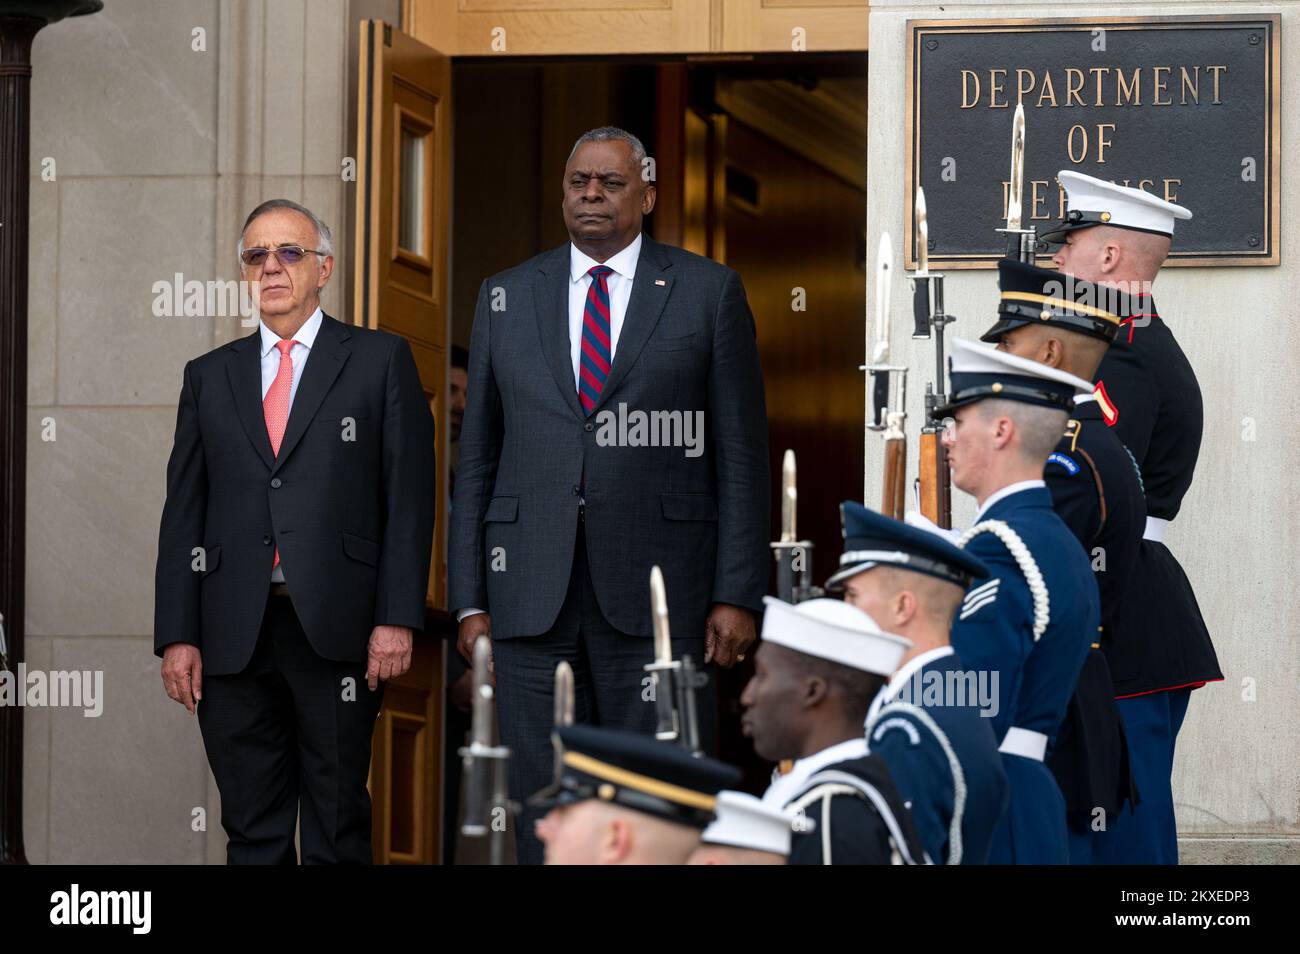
[259,306,323,581]
[568,232,641,389]
[760,737,869,810]
[455,236,643,623]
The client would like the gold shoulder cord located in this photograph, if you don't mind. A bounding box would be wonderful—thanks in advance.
[1065,419,1082,453]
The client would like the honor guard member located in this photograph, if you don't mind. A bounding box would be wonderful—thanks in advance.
[687,790,794,865]
[530,724,739,865]
[982,258,1145,863]
[1043,172,1222,864]
[825,502,1008,865]
[743,598,927,865]
[934,339,1100,864]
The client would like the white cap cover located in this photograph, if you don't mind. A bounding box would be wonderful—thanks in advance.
[760,597,910,676]
[1049,170,1192,239]
[702,790,796,856]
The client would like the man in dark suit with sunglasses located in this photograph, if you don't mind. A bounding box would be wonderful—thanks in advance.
[154,199,436,864]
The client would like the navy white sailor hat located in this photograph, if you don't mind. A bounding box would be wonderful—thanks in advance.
[980,258,1122,345]
[932,338,1093,420]
[825,501,990,592]
[526,725,739,828]
[701,790,797,856]
[1039,170,1192,246]
[761,597,911,677]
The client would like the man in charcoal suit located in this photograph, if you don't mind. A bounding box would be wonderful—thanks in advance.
[449,126,770,864]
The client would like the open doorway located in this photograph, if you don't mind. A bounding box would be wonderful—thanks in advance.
[446,51,867,803]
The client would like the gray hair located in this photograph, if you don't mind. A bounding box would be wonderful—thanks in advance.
[566,126,647,170]
[238,198,334,262]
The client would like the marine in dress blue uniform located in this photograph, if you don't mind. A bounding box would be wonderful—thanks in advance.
[824,502,1009,865]
[745,598,928,865]
[1042,172,1222,864]
[936,339,1101,864]
[981,258,1145,863]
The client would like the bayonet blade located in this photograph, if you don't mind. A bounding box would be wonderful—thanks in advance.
[870,232,894,366]
[1006,103,1026,233]
[553,660,574,728]
[915,188,930,277]
[470,636,494,747]
[781,450,797,543]
[647,565,679,741]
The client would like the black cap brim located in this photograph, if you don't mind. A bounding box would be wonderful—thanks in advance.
[979,317,1026,344]
[1037,219,1092,246]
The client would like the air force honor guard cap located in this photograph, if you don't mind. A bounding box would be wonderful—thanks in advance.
[761,597,910,676]
[980,258,1123,345]
[825,501,990,592]
[701,790,796,857]
[1039,170,1192,245]
[933,338,1093,419]
[526,724,740,828]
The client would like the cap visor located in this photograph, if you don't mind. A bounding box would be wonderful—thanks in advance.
[979,318,1019,343]
[1037,220,1092,245]
[931,395,979,421]
[525,778,576,810]
[824,560,875,592]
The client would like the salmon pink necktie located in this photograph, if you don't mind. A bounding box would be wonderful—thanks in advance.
[263,338,297,568]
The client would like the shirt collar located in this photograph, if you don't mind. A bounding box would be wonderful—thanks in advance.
[570,232,642,284]
[884,645,955,702]
[260,306,323,358]
[1073,393,1096,406]
[761,737,868,809]
[974,479,1045,523]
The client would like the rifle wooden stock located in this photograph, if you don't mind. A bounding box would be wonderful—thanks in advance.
[881,436,907,520]
[917,431,953,529]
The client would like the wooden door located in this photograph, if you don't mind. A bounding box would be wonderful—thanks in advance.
[355,18,451,865]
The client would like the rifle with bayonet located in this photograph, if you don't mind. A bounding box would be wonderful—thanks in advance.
[996,104,1037,264]
[910,187,955,529]
[644,565,708,756]
[459,635,514,864]
[862,232,908,519]
[545,659,575,792]
[769,449,823,603]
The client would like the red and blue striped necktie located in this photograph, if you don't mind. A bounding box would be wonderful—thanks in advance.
[579,264,614,415]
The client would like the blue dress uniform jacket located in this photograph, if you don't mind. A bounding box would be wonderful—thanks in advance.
[1043,398,1142,821]
[951,485,1100,864]
[785,755,928,865]
[866,650,1009,865]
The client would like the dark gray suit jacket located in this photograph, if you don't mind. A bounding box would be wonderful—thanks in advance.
[448,235,769,641]
[154,314,437,676]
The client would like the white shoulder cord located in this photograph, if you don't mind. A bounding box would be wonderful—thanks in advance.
[868,700,967,866]
[787,774,926,865]
[957,519,1050,641]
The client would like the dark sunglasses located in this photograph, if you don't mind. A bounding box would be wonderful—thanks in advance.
[239,245,327,267]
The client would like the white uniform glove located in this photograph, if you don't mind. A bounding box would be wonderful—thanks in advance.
[904,509,962,545]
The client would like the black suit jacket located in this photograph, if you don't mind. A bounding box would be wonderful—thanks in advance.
[448,235,769,641]
[154,313,437,676]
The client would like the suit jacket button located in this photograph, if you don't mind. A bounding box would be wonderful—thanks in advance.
[584,422,594,432]
[270,477,282,489]
[262,535,272,546]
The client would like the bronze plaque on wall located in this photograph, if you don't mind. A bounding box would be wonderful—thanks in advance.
[905,15,1281,269]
